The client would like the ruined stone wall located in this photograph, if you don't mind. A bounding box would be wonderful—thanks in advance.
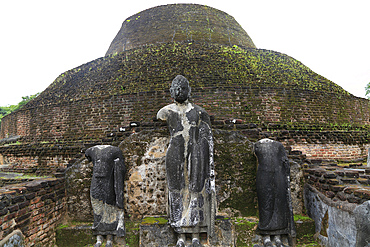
[65,129,307,222]
[65,129,259,221]
[0,178,65,246]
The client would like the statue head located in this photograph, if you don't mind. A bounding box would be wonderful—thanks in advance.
[170,75,191,103]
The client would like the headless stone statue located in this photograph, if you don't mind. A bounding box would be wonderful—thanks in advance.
[85,145,126,247]
[157,75,216,247]
[254,139,296,247]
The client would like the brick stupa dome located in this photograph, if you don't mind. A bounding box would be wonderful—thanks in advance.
[105,4,256,55]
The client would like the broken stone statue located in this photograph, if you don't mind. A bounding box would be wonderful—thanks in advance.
[157,75,216,247]
[85,145,126,247]
[254,139,296,247]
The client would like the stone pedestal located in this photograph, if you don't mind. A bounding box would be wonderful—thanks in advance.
[139,216,235,247]
[367,148,370,167]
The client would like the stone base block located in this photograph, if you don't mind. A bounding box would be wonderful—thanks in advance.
[139,216,235,247]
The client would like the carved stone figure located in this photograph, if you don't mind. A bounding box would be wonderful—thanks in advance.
[157,75,216,247]
[85,145,126,247]
[254,139,296,247]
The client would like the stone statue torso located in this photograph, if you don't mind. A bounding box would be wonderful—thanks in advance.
[157,101,215,233]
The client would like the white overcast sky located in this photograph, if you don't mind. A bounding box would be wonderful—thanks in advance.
[1,0,369,106]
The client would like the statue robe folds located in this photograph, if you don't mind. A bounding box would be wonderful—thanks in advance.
[85,145,126,237]
[254,139,296,238]
[157,101,216,236]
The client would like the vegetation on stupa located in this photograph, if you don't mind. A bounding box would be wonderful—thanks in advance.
[0,93,39,124]
[24,42,348,109]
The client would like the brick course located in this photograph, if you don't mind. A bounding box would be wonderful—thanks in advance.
[0,178,65,246]
[304,163,370,205]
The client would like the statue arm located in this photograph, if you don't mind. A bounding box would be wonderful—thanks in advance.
[157,106,170,121]
[114,154,126,209]
[85,147,93,162]
[200,108,212,127]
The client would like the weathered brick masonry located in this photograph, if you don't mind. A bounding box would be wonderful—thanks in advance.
[1,42,369,162]
[304,163,370,204]
[0,178,65,246]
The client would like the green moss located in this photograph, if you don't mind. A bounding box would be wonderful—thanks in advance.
[13,174,48,179]
[232,216,319,246]
[55,225,95,247]
[125,221,140,247]
[7,39,367,147]
[56,221,140,247]
[295,217,319,246]
[233,217,258,246]
[294,214,312,222]
[57,224,69,230]
[141,216,168,225]
[25,41,350,108]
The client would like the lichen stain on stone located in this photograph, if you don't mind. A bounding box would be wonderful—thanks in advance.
[129,171,143,182]
[145,137,168,159]
[91,197,125,225]
[120,131,169,218]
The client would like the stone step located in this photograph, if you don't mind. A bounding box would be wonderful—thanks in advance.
[55,216,317,247]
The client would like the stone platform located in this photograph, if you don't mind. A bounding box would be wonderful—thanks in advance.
[54,216,316,246]
[139,216,234,247]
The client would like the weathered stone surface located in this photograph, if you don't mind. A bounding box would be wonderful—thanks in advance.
[65,128,306,228]
[65,157,94,221]
[290,160,304,215]
[0,230,24,247]
[119,130,169,219]
[304,184,358,247]
[354,200,370,247]
[139,217,176,247]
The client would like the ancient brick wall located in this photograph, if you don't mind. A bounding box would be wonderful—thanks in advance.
[0,178,65,246]
[292,144,370,161]
[1,87,369,163]
[2,86,369,143]
[0,143,82,174]
[1,42,370,163]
